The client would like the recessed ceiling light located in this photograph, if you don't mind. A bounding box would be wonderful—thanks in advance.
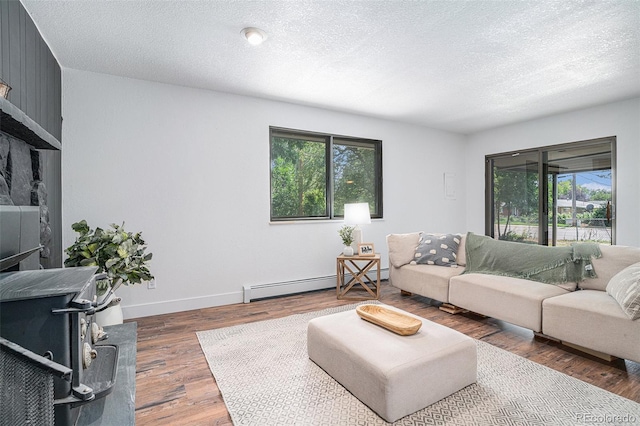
[241,27,267,46]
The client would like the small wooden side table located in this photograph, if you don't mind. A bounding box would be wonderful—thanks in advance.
[336,254,381,300]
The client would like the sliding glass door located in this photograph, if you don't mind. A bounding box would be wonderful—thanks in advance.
[486,137,615,246]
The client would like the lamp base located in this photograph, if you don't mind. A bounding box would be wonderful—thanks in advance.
[351,227,363,253]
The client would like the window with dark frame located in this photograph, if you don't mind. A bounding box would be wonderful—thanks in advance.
[270,127,382,221]
[485,136,615,246]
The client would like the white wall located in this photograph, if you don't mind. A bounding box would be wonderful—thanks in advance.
[62,69,467,318]
[465,97,640,246]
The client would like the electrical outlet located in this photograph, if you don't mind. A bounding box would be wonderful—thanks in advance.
[147,279,156,289]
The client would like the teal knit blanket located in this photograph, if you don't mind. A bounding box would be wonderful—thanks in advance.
[463,232,601,285]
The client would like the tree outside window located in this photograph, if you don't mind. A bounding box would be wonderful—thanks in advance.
[270,128,382,221]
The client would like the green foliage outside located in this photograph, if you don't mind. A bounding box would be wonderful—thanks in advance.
[271,136,376,219]
[500,205,609,227]
[493,168,539,239]
[494,168,611,241]
[332,144,376,217]
[499,230,536,243]
[555,178,611,202]
[271,138,327,218]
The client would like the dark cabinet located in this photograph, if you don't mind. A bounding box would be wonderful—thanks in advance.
[0,0,62,141]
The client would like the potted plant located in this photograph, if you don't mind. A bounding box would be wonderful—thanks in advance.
[64,220,153,324]
[339,225,355,256]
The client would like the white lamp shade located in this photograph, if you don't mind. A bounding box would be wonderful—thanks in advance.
[344,203,371,225]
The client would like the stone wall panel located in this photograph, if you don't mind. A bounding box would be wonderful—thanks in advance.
[0,134,11,205]
[0,133,9,172]
[32,181,51,258]
[1,131,54,264]
[8,138,34,206]
[0,175,12,205]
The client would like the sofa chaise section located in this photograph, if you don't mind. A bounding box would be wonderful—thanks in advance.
[542,290,640,362]
[542,244,640,362]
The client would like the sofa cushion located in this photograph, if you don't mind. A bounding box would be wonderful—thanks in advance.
[412,233,462,267]
[449,273,568,332]
[389,264,463,303]
[542,290,640,363]
[606,261,640,320]
[386,232,421,268]
[581,245,640,291]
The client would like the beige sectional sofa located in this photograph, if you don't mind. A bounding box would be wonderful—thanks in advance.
[387,232,640,363]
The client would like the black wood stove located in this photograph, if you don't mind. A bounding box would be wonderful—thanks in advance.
[0,266,119,425]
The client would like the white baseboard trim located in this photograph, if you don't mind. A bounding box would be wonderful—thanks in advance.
[243,276,334,303]
[122,290,243,320]
[243,268,389,303]
[122,268,389,318]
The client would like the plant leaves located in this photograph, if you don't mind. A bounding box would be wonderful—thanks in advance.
[65,220,153,286]
[105,258,119,269]
[79,258,97,267]
[71,220,90,235]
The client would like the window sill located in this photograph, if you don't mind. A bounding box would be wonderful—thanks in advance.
[269,218,384,225]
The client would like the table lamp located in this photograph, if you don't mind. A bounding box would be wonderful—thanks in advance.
[344,203,371,252]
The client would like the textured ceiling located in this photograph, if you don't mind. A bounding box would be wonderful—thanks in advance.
[21,0,640,134]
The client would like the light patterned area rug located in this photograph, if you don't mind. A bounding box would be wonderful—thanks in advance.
[197,303,640,425]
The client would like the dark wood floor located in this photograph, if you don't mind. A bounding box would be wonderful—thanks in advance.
[131,282,640,425]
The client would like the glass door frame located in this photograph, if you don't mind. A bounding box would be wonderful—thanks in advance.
[485,136,616,246]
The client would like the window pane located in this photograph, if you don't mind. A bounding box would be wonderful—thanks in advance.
[333,141,377,217]
[546,141,613,245]
[270,136,327,219]
[491,153,539,244]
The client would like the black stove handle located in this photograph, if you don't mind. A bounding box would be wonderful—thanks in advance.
[52,300,94,314]
[92,272,108,281]
[51,273,110,315]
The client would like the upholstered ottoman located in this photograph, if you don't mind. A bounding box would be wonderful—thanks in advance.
[307,305,477,422]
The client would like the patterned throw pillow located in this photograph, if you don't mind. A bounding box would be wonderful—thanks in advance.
[411,233,462,267]
[606,261,640,320]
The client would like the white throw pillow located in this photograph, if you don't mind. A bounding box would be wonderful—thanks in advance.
[606,261,640,320]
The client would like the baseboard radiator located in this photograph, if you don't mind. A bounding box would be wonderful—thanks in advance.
[243,269,389,303]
